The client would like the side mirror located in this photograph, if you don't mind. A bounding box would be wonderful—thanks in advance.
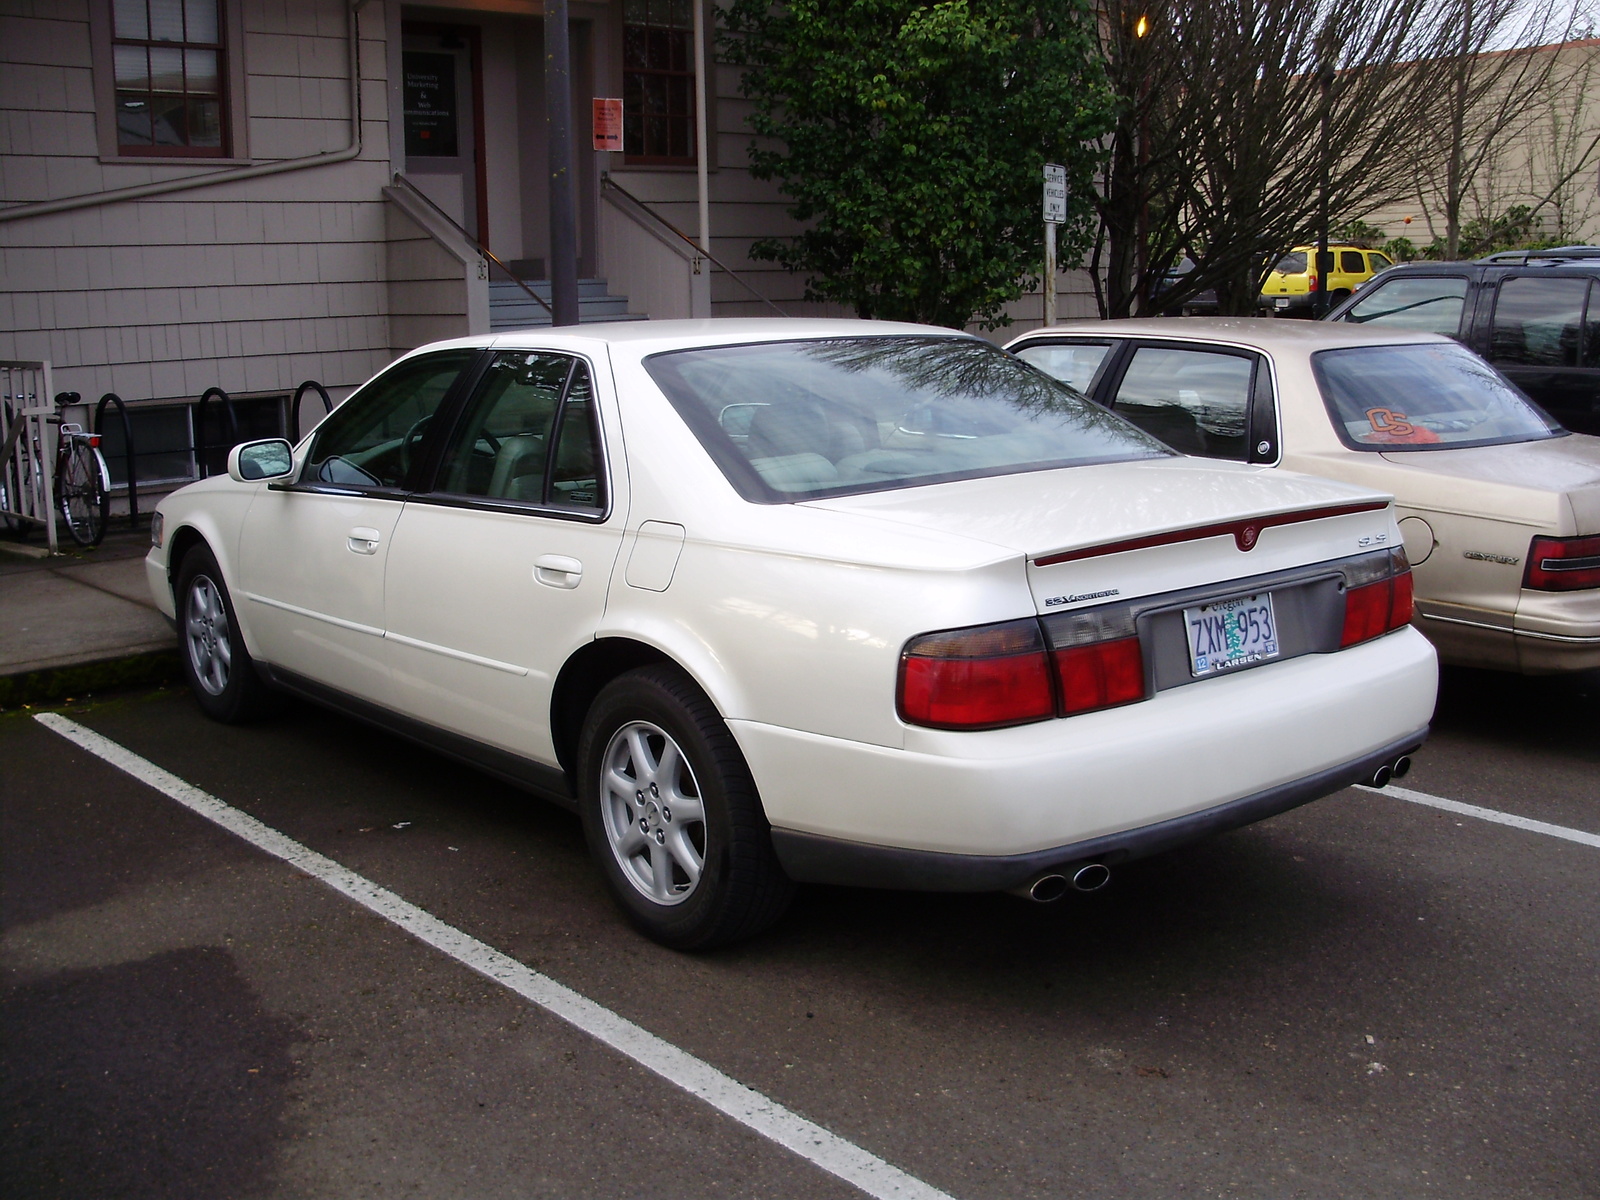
[228,438,295,482]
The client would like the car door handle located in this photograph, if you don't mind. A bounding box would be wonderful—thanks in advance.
[347,527,382,555]
[534,554,583,589]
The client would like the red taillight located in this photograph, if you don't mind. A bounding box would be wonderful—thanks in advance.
[88,435,101,447]
[1524,534,1600,591]
[1341,548,1413,647]
[1307,274,1319,292]
[898,619,1054,730]
[1055,637,1145,714]
[898,608,1149,729]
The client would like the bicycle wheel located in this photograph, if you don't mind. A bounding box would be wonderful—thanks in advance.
[57,438,109,547]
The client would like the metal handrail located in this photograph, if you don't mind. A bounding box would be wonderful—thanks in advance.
[196,386,238,479]
[599,173,787,316]
[93,392,140,528]
[390,172,555,318]
[291,380,334,442]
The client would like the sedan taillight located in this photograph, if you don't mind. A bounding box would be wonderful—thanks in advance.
[899,608,1147,730]
[1341,548,1414,647]
[1524,534,1600,591]
[898,619,1055,730]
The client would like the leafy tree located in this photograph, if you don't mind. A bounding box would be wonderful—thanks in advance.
[721,0,1113,329]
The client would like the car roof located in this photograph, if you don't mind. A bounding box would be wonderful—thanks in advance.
[1366,257,1600,277]
[409,318,977,360]
[1010,317,1452,354]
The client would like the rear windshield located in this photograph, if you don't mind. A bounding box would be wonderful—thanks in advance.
[1312,342,1563,451]
[644,337,1171,501]
[1274,252,1307,274]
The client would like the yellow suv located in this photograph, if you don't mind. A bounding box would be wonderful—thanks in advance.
[1260,245,1393,316]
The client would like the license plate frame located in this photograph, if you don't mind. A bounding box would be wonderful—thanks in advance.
[1274,297,1290,309]
[1184,592,1281,677]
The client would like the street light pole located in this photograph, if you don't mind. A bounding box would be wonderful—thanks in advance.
[545,0,580,326]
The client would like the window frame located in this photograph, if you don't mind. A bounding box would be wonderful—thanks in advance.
[279,349,489,499]
[617,0,715,170]
[90,0,251,165]
[1487,273,1592,370]
[408,350,615,524]
[1096,339,1277,466]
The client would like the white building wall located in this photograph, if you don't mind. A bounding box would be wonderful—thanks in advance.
[0,0,397,406]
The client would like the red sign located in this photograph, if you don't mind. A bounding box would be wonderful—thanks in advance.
[592,98,623,152]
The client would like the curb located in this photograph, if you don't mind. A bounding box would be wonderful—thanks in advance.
[0,648,184,709]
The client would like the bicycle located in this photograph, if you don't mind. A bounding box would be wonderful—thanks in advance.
[1,391,111,548]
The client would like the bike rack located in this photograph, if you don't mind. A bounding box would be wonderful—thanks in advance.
[291,380,334,443]
[1,360,59,552]
[93,392,140,529]
[195,386,239,479]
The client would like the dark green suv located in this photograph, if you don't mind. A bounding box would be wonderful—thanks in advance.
[1324,247,1600,435]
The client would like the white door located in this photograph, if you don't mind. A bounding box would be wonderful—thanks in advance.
[383,351,626,762]
[236,348,481,704]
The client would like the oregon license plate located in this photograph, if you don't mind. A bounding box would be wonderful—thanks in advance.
[1184,593,1280,677]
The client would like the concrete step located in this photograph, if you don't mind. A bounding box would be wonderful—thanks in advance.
[488,277,645,328]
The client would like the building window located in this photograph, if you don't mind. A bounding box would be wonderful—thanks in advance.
[622,0,696,163]
[112,0,228,156]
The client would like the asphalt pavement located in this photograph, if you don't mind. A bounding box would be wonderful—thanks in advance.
[2,668,1597,1199]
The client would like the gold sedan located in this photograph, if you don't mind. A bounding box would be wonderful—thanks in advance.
[1006,318,1600,673]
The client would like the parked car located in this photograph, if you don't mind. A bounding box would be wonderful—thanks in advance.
[1261,245,1395,316]
[1151,256,1219,316]
[1007,318,1600,675]
[148,320,1436,947]
[1323,247,1600,434]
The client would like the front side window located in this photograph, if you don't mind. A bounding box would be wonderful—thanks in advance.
[1339,275,1468,336]
[622,0,696,162]
[1109,346,1253,460]
[1369,252,1393,271]
[1011,342,1113,394]
[112,0,227,155]
[645,337,1170,502]
[1313,343,1562,451]
[1490,276,1588,367]
[432,353,604,511]
[302,351,478,488]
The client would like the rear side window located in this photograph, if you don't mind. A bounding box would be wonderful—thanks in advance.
[1339,276,1467,336]
[1109,345,1254,460]
[1340,251,1365,273]
[432,352,604,511]
[1313,342,1562,451]
[1011,341,1113,394]
[1490,276,1587,367]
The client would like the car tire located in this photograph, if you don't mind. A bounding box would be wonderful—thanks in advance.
[175,544,281,723]
[578,664,794,949]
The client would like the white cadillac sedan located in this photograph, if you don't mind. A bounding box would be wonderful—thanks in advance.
[147,320,1436,948]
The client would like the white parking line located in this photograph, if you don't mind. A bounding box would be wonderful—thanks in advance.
[1359,781,1600,849]
[34,712,955,1200]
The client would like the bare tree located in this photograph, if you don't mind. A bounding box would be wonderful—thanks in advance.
[1416,0,1580,258]
[1089,0,1573,318]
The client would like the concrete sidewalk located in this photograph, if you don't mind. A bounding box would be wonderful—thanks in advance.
[0,523,179,707]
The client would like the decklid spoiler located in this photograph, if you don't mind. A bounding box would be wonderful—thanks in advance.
[804,457,1397,613]
[802,457,1391,561]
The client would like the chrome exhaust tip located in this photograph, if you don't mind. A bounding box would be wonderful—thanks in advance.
[1368,764,1393,789]
[1071,862,1112,892]
[1391,755,1412,780]
[1025,873,1070,903]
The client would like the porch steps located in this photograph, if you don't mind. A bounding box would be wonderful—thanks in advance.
[488,278,646,329]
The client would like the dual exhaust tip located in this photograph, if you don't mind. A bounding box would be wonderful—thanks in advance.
[1010,861,1111,904]
[1011,753,1416,904]
[1367,754,1413,790]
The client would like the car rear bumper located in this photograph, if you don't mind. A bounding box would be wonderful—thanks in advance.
[769,728,1427,891]
[734,628,1438,886]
